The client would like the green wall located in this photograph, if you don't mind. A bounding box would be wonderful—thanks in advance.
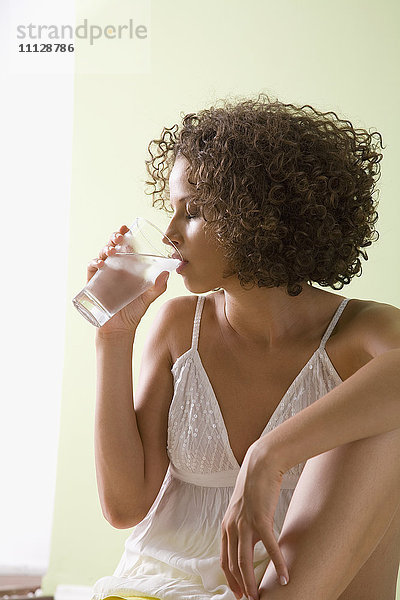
[42,0,400,596]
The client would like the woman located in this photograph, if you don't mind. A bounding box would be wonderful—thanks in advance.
[89,95,400,600]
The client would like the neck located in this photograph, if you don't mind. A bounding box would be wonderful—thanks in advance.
[219,283,343,349]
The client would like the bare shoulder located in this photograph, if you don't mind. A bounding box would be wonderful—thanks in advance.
[160,294,200,363]
[346,298,400,359]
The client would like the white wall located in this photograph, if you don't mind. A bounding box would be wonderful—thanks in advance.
[0,0,75,575]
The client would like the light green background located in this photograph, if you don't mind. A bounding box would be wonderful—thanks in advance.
[42,0,400,596]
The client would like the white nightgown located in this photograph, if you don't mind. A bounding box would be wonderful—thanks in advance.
[91,295,350,600]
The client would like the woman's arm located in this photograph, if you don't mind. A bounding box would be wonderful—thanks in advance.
[95,330,144,527]
[94,298,177,529]
[265,347,400,475]
[268,302,400,470]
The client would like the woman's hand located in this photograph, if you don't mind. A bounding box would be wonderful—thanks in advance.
[220,439,290,600]
[87,224,170,336]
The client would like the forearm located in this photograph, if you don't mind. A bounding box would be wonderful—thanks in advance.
[264,349,400,474]
[95,330,145,527]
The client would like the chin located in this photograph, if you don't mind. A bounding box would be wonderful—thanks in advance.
[183,283,217,295]
[181,276,223,295]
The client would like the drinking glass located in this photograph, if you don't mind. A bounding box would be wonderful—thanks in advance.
[72,217,183,327]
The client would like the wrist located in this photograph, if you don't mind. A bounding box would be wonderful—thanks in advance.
[252,431,292,476]
[95,328,136,345]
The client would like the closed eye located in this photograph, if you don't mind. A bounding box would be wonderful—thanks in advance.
[167,204,200,220]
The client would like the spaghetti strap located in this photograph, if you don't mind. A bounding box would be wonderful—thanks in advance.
[319,298,350,350]
[191,296,206,351]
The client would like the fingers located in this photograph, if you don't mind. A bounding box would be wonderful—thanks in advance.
[87,257,104,273]
[221,520,289,599]
[87,226,128,279]
[223,527,258,600]
[99,243,116,261]
[101,226,129,257]
[99,230,124,258]
[259,521,289,587]
[220,529,243,600]
[238,531,258,600]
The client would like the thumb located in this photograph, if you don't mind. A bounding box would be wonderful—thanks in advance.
[151,270,170,294]
[157,270,170,286]
[140,271,170,307]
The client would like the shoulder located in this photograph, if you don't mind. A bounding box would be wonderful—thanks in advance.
[159,293,220,363]
[161,293,200,322]
[159,294,205,363]
[346,299,400,359]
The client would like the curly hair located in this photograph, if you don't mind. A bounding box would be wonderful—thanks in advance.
[145,93,384,296]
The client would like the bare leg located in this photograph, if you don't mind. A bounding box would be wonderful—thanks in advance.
[336,500,400,600]
[258,428,400,600]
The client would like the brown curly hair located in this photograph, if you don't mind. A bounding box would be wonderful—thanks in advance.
[145,93,384,296]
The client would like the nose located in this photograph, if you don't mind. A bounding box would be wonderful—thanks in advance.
[162,233,176,248]
[163,222,183,260]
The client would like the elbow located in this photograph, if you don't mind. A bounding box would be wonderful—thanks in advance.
[98,486,153,529]
[104,506,146,529]
[107,515,138,529]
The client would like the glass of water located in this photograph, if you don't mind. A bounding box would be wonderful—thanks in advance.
[72,217,183,327]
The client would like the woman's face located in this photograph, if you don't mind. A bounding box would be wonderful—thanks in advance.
[163,154,234,294]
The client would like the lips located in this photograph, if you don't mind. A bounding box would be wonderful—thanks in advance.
[176,261,188,274]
